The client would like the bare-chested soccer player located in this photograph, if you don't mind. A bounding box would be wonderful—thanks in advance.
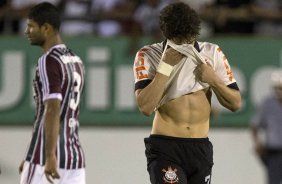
[133,2,241,184]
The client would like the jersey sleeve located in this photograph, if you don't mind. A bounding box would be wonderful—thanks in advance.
[213,46,237,85]
[38,55,63,102]
[133,48,155,91]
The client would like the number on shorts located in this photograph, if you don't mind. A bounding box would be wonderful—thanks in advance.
[205,175,211,184]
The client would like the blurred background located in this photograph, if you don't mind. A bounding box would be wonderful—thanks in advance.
[0,0,281,183]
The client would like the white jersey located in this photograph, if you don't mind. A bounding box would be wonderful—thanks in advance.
[133,41,237,107]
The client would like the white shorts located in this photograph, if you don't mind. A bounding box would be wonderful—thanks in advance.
[20,161,85,184]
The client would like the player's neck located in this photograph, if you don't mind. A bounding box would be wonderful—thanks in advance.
[42,34,63,53]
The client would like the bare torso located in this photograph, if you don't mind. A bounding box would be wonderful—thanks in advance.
[151,88,212,138]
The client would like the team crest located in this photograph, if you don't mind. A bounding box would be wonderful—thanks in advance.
[162,166,179,183]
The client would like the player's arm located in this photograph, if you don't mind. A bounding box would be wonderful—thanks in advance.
[39,56,62,182]
[44,99,60,162]
[250,106,266,158]
[250,125,265,156]
[196,46,241,111]
[135,73,169,116]
[44,99,60,181]
[208,75,241,112]
[195,63,241,112]
[135,48,184,116]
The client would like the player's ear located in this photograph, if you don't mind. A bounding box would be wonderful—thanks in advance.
[41,23,48,30]
[42,23,53,34]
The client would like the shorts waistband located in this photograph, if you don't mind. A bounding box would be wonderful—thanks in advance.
[148,134,209,142]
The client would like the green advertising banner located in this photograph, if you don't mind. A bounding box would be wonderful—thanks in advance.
[0,36,281,127]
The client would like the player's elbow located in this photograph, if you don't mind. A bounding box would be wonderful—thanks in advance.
[227,92,242,112]
[138,106,154,116]
[137,102,154,116]
[141,110,153,117]
[136,96,154,116]
[229,100,241,112]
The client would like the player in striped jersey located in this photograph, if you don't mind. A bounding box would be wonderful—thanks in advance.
[19,2,86,184]
[133,2,241,184]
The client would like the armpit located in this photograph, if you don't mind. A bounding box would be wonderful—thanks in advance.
[135,79,152,91]
[228,82,240,91]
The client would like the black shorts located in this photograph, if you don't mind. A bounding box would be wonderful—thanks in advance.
[144,135,214,184]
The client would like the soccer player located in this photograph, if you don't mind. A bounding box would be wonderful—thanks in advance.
[133,2,241,184]
[19,2,86,184]
[250,70,282,184]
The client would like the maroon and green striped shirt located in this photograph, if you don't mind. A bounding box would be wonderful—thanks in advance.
[25,44,85,169]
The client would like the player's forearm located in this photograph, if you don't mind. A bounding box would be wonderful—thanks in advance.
[44,101,60,158]
[136,73,169,116]
[251,127,260,144]
[45,116,60,158]
[211,81,241,112]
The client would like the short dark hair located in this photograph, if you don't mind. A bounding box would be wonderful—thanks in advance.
[159,2,201,40]
[28,2,61,30]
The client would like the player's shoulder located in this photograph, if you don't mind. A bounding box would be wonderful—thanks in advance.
[39,48,64,67]
[198,41,220,53]
[50,44,68,55]
[136,42,163,56]
[43,45,70,62]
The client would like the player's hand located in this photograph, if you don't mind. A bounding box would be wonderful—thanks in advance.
[19,160,25,174]
[45,155,60,184]
[255,142,266,158]
[162,47,185,66]
[195,63,218,85]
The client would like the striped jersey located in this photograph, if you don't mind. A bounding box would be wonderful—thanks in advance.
[133,41,237,107]
[25,44,85,169]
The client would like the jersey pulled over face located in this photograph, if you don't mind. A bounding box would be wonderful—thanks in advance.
[133,41,236,107]
[26,44,86,169]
